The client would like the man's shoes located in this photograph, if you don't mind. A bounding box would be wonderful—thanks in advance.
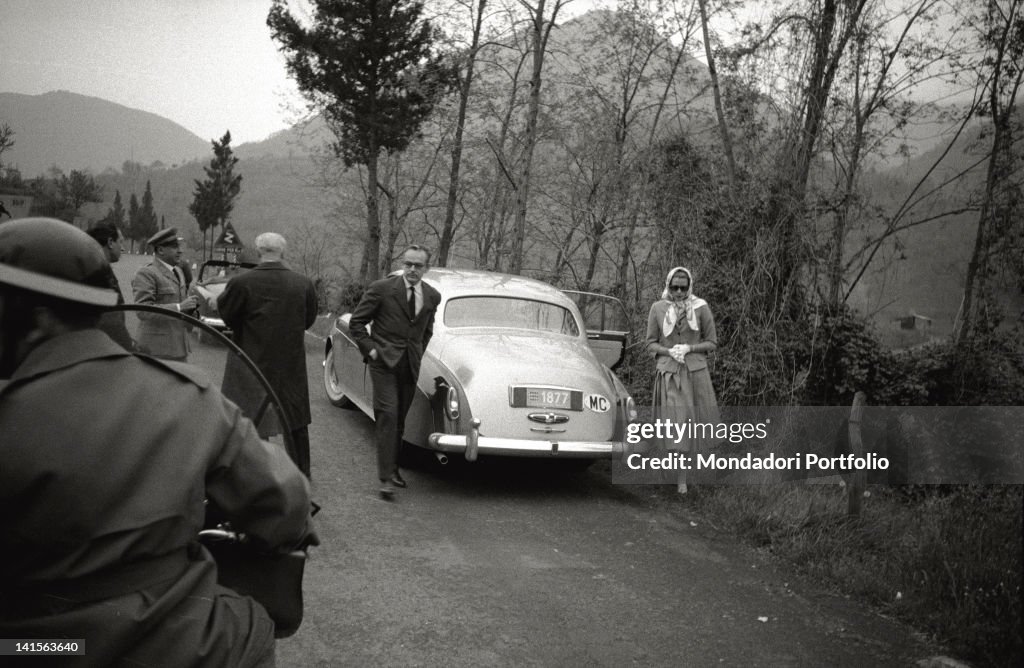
[391,472,407,488]
[379,480,396,500]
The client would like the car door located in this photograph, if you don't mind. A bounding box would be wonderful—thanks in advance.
[562,290,629,369]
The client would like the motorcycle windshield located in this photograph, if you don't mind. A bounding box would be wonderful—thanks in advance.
[108,304,295,460]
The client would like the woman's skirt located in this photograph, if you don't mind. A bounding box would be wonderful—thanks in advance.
[652,367,720,482]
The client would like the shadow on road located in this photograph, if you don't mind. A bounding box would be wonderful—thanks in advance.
[398,445,650,507]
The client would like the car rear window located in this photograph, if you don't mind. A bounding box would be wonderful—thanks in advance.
[444,296,580,336]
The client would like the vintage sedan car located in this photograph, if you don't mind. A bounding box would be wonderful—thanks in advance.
[322,268,637,464]
[190,259,255,332]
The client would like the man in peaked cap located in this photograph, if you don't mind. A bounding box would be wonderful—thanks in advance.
[132,227,198,360]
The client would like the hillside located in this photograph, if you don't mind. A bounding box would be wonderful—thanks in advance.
[851,118,1024,339]
[0,91,210,176]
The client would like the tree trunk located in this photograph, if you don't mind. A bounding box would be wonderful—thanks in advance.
[615,218,638,305]
[768,0,867,312]
[509,0,556,274]
[582,217,606,292]
[365,142,383,281]
[438,0,486,267]
[957,100,1009,342]
[957,0,1024,344]
[698,0,736,189]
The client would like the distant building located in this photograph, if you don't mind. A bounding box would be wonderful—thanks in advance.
[0,189,34,221]
[893,311,933,331]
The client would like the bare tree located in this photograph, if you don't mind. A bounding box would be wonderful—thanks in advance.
[955,0,1024,342]
[811,0,967,307]
[507,0,574,274]
[698,0,737,187]
[434,0,497,265]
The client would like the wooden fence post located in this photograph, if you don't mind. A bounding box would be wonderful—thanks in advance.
[847,391,867,517]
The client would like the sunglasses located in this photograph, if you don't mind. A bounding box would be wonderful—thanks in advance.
[403,261,425,270]
[669,285,690,293]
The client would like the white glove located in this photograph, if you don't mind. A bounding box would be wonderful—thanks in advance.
[669,344,690,363]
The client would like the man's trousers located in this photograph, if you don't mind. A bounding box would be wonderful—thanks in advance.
[368,355,415,481]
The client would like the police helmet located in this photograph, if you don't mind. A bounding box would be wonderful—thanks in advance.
[0,217,118,306]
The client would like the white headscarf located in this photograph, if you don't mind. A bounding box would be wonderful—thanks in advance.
[661,266,707,337]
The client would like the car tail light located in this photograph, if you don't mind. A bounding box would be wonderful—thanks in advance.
[445,385,460,420]
[626,395,638,422]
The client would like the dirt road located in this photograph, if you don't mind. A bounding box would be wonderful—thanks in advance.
[273,333,926,667]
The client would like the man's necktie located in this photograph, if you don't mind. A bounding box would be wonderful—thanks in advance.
[408,287,416,319]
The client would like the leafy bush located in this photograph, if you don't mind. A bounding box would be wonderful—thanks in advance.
[706,303,1024,408]
[327,280,366,315]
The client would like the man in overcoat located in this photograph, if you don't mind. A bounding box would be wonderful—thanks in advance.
[349,244,441,499]
[0,218,316,667]
[131,227,198,360]
[217,232,319,478]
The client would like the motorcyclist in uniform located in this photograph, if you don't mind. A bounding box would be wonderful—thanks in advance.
[0,218,316,667]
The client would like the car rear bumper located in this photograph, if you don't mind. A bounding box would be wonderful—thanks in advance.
[428,431,625,460]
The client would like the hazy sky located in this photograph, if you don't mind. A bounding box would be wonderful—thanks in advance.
[0,0,616,145]
[2,0,305,144]
[2,0,963,146]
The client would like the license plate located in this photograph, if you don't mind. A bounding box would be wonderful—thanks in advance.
[510,387,583,411]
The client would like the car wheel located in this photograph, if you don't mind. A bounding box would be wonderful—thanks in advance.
[323,346,354,408]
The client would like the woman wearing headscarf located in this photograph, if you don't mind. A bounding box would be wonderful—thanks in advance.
[645,266,720,493]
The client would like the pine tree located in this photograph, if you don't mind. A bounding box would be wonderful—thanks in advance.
[189,131,241,261]
[268,0,455,280]
[139,180,159,242]
[128,193,142,251]
[101,189,126,236]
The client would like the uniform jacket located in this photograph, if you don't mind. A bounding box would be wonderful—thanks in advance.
[132,258,190,359]
[0,329,315,667]
[349,274,441,378]
[645,299,718,375]
[217,261,318,429]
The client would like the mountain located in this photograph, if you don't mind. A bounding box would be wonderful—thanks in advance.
[0,91,210,176]
[234,116,330,160]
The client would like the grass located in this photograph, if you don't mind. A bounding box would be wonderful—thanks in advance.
[680,483,1022,667]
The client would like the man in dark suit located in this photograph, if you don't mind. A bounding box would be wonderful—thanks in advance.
[217,232,319,478]
[350,245,441,499]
